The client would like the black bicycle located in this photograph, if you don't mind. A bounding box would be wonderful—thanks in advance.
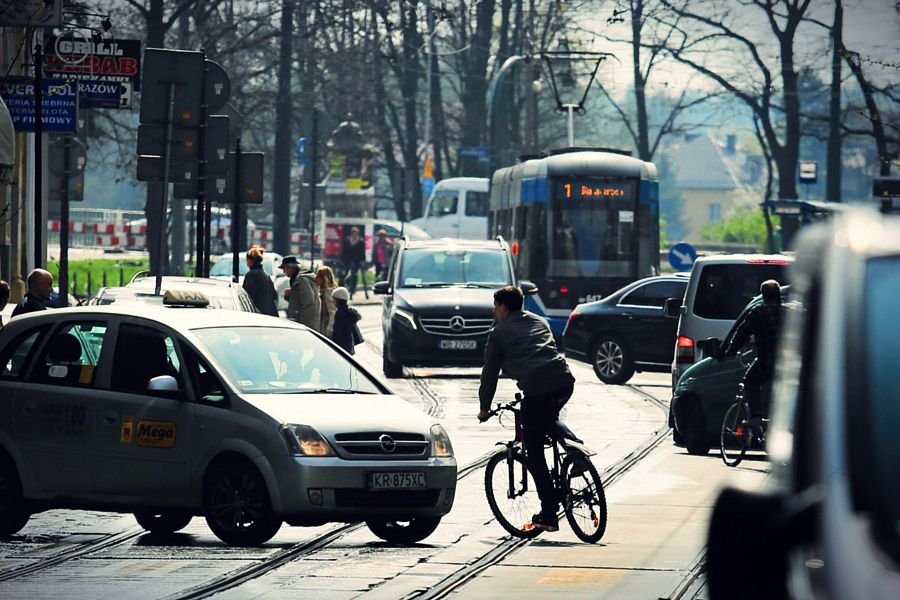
[483,394,608,543]
[719,383,769,467]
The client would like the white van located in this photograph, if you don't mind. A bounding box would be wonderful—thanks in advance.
[411,177,489,239]
[664,253,793,390]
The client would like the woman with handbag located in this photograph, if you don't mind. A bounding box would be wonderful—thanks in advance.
[331,287,363,354]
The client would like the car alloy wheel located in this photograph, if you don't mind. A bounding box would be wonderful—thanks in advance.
[592,336,635,385]
[204,462,281,546]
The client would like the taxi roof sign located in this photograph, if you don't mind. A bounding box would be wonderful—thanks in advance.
[163,289,210,307]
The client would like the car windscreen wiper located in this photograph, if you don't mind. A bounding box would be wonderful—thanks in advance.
[294,388,375,394]
[463,283,499,288]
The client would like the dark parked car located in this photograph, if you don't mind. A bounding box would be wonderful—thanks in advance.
[562,274,688,384]
[706,208,900,599]
[374,236,533,378]
[669,286,790,455]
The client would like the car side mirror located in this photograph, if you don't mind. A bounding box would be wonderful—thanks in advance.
[707,485,820,600]
[663,297,681,318]
[373,281,391,295]
[520,280,539,295]
[697,337,722,360]
[147,375,180,398]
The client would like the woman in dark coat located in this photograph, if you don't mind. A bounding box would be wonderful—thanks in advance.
[242,246,278,316]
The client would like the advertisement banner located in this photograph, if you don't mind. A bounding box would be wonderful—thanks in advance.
[0,77,77,132]
[77,80,132,109]
[45,36,142,91]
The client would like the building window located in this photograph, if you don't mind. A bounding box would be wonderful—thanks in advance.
[709,203,721,222]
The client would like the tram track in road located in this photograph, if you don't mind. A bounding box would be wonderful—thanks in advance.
[402,382,673,600]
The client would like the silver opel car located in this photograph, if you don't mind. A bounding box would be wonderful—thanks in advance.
[0,306,456,546]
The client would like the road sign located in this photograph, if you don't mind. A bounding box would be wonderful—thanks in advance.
[139,48,204,127]
[137,124,198,161]
[668,242,697,271]
[48,136,86,202]
[223,152,264,204]
[137,155,196,183]
[799,160,817,183]
[296,138,309,165]
[459,146,491,164]
[204,60,231,112]
[0,77,77,132]
[873,177,900,198]
[422,177,435,197]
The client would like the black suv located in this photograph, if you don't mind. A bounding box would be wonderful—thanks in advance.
[373,237,525,377]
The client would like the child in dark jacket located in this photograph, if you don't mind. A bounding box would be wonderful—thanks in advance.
[331,287,362,354]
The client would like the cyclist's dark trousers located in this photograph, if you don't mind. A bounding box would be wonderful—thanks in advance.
[743,360,773,418]
[522,379,575,517]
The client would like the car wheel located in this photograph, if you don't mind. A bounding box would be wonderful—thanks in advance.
[383,346,403,378]
[204,461,282,546]
[133,510,194,534]
[681,400,711,455]
[366,516,441,544]
[0,457,30,537]
[591,336,635,385]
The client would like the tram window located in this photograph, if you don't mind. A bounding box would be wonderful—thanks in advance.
[549,203,635,278]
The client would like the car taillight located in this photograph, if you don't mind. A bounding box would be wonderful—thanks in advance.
[566,310,578,327]
[676,336,694,364]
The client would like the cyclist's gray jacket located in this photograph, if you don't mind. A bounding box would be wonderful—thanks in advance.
[479,310,573,412]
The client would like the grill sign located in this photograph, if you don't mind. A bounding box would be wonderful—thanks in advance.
[45,37,142,91]
[136,420,176,448]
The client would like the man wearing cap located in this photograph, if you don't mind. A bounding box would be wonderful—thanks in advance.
[373,229,393,280]
[280,256,321,331]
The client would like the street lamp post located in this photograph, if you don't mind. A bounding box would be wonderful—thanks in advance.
[488,55,526,176]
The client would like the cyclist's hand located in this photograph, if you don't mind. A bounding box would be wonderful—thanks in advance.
[477,409,491,423]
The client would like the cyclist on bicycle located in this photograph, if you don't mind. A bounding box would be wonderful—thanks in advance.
[722,279,784,421]
[477,285,575,532]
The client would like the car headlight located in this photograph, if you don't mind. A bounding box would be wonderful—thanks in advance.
[431,424,454,458]
[392,307,417,330]
[281,424,335,457]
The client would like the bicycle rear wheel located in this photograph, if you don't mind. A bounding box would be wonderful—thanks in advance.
[720,401,750,466]
[562,452,608,543]
[484,450,542,539]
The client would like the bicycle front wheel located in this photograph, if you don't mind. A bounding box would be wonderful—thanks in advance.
[562,452,608,543]
[720,402,750,466]
[484,450,542,539]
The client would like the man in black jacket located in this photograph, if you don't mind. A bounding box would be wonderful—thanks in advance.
[478,285,575,532]
[12,269,53,317]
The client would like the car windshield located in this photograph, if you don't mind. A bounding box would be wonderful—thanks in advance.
[399,248,511,288]
[193,326,382,394]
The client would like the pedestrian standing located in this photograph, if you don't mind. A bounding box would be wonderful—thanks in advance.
[373,229,393,280]
[341,226,366,299]
[331,286,362,354]
[280,256,321,331]
[242,246,278,316]
[12,268,53,317]
[315,265,337,337]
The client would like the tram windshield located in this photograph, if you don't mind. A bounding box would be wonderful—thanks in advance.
[549,177,637,278]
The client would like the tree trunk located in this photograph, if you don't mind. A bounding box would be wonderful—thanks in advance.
[632,0,651,161]
[400,2,423,217]
[826,0,843,201]
[459,0,496,177]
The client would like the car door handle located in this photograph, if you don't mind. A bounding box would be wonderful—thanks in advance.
[103,412,118,424]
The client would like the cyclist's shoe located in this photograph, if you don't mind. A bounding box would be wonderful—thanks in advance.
[531,512,559,532]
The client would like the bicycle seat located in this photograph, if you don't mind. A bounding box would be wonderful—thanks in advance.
[550,420,583,444]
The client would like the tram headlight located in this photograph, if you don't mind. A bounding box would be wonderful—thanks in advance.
[392,307,417,330]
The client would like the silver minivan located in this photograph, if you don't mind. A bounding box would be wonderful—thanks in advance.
[664,253,793,390]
